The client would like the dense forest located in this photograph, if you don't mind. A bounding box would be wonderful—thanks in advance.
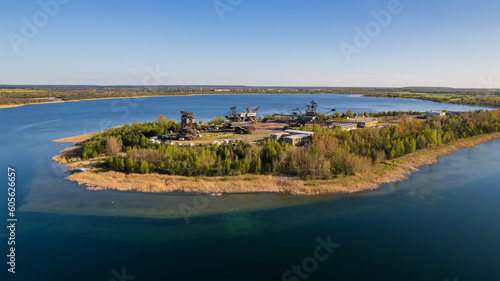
[1,86,499,107]
[79,110,500,180]
[363,91,500,108]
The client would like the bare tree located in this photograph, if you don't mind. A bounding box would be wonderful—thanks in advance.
[106,136,121,156]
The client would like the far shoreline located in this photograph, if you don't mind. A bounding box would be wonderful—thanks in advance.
[53,132,500,196]
[0,95,156,109]
[2,92,499,110]
[1,93,271,109]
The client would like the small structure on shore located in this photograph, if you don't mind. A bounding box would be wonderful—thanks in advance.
[72,168,87,173]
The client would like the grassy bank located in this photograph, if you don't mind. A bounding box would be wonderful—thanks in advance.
[61,132,500,195]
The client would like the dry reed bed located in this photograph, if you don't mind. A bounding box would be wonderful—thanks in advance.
[52,133,98,165]
[65,132,500,196]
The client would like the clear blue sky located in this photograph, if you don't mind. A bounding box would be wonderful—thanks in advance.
[1,0,499,87]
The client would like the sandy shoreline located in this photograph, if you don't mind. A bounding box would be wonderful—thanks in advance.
[0,96,152,109]
[54,133,98,144]
[0,104,24,108]
[52,133,98,165]
[53,132,500,195]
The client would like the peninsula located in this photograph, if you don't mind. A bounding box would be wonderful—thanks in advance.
[53,107,500,195]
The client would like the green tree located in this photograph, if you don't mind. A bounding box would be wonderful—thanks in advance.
[390,146,396,159]
[125,158,135,173]
[442,131,452,143]
[255,156,262,174]
[416,134,427,150]
[137,160,149,174]
[394,139,404,157]
[157,114,167,123]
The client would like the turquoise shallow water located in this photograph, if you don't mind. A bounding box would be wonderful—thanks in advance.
[0,95,499,281]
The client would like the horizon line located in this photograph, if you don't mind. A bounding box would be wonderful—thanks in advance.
[0,84,498,90]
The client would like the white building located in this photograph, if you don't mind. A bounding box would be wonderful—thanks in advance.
[284,129,314,136]
[270,132,288,141]
[426,110,446,117]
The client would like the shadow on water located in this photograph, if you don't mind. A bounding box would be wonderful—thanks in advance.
[19,139,500,242]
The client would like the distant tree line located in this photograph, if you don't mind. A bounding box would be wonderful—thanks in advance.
[2,86,499,107]
[364,91,500,108]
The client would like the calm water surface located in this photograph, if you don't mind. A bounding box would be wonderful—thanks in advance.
[0,95,499,281]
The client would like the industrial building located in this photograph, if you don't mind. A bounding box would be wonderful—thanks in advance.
[284,129,314,136]
[270,132,288,141]
[282,134,313,146]
[271,129,315,146]
[330,123,357,131]
[357,119,378,128]
[426,110,446,117]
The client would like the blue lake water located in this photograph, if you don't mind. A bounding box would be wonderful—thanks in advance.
[0,94,499,281]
